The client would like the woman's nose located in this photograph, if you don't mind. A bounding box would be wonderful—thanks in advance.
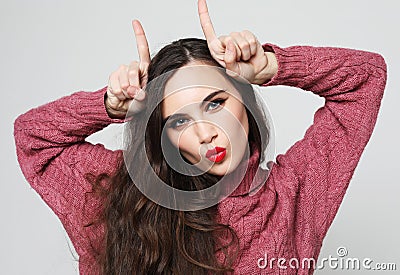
[193,120,218,144]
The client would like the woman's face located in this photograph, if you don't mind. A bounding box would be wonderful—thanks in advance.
[161,62,249,176]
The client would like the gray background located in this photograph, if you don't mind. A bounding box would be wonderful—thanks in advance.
[1,0,399,274]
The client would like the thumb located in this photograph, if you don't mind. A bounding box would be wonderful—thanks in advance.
[126,91,147,116]
[224,40,240,78]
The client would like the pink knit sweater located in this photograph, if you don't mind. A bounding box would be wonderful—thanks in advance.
[14,43,387,274]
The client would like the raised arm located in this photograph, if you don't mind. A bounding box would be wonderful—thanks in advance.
[13,19,150,262]
[261,43,387,250]
[13,87,126,257]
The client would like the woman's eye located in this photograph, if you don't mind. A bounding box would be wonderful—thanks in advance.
[205,99,226,112]
[171,118,189,129]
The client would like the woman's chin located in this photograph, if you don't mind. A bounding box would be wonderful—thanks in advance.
[184,153,241,177]
[206,161,238,177]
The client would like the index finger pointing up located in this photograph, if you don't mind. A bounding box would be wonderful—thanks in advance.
[198,0,217,42]
[132,20,151,65]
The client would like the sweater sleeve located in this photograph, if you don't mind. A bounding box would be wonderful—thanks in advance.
[13,86,127,257]
[261,44,387,244]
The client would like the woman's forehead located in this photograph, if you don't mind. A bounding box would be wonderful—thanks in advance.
[162,87,220,117]
[161,65,241,118]
[163,64,233,98]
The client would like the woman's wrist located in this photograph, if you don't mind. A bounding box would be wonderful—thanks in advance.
[104,93,127,119]
[254,52,278,85]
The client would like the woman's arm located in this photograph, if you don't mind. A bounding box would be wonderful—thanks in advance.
[13,87,126,257]
[261,43,387,248]
[13,21,149,260]
[198,1,387,250]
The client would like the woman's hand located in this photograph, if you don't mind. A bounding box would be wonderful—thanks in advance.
[105,20,150,119]
[198,0,278,85]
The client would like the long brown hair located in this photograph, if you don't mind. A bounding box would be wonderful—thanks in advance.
[87,38,270,274]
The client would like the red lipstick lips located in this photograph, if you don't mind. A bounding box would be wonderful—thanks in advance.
[206,146,226,163]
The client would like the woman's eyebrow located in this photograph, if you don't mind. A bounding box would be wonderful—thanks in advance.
[199,89,226,109]
[162,89,227,125]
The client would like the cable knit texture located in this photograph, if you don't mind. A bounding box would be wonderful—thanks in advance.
[13,44,387,274]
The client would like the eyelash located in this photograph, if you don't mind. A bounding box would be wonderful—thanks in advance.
[205,98,226,112]
[169,118,189,129]
[169,98,227,129]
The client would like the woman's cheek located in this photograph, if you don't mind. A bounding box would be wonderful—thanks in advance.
[212,109,247,142]
[166,130,179,148]
[175,129,201,161]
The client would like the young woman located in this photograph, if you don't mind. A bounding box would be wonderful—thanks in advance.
[14,0,387,274]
